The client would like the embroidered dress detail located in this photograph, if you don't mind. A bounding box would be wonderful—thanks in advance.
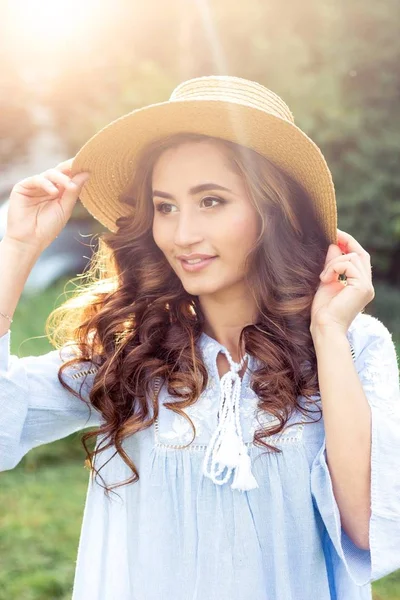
[202,348,259,492]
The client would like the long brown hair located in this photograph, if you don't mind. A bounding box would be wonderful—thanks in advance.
[46,132,328,498]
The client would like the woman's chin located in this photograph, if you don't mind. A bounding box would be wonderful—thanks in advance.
[180,278,236,298]
[183,287,213,298]
[180,280,223,297]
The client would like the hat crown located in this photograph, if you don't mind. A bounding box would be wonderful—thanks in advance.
[170,75,294,124]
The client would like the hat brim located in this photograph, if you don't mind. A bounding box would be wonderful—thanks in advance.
[72,99,337,243]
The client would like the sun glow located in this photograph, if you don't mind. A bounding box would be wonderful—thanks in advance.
[6,0,100,67]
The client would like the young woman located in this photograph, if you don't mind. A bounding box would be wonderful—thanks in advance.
[1,76,399,600]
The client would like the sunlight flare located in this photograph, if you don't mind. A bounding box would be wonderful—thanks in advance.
[9,0,97,45]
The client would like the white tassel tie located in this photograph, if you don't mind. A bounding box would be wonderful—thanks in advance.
[202,350,259,492]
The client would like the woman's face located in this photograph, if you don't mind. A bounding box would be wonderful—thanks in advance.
[151,140,260,298]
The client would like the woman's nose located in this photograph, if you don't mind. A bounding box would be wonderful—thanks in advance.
[173,211,204,247]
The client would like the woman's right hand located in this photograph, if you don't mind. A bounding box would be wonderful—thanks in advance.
[5,159,90,254]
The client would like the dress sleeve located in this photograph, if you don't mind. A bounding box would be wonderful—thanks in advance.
[0,329,103,471]
[310,312,400,585]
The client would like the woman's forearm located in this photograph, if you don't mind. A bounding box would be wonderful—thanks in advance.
[311,325,372,550]
[0,236,41,337]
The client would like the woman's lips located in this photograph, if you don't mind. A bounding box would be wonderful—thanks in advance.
[178,256,217,272]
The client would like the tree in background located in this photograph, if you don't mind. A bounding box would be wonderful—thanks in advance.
[1,0,399,286]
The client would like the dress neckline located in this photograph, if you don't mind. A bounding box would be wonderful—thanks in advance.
[197,332,259,492]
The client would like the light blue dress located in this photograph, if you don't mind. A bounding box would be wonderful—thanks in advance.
[0,312,399,600]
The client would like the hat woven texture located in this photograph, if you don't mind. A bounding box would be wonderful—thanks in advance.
[72,75,337,243]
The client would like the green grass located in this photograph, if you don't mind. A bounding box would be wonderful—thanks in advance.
[374,574,400,600]
[1,276,399,598]
[1,461,399,600]
[0,277,95,599]
[9,276,74,357]
[0,462,89,600]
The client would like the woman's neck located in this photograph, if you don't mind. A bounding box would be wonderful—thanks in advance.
[199,287,258,361]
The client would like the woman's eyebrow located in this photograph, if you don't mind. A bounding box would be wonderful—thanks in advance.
[152,183,233,199]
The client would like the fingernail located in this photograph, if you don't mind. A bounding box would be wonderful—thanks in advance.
[78,174,90,186]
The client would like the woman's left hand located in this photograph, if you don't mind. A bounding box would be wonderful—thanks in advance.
[310,228,375,336]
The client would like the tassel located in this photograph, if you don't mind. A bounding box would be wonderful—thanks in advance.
[231,448,259,492]
[215,422,241,467]
[202,348,259,490]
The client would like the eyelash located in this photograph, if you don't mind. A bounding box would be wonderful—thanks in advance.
[155,196,226,214]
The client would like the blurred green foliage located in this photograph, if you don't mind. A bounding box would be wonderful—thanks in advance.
[2,1,399,283]
[370,282,400,344]
[42,0,400,284]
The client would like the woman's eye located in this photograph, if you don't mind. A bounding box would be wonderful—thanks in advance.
[155,197,225,213]
[155,203,176,214]
[201,196,224,208]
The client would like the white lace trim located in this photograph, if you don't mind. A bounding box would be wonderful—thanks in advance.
[348,313,399,416]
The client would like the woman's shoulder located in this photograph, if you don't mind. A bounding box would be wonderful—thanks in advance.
[347,312,399,383]
[58,344,99,376]
[347,311,395,353]
[348,311,393,337]
[53,344,102,397]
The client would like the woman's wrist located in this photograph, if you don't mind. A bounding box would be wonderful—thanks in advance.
[0,237,40,337]
[0,310,13,324]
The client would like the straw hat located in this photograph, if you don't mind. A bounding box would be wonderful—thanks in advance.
[71,75,337,243]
